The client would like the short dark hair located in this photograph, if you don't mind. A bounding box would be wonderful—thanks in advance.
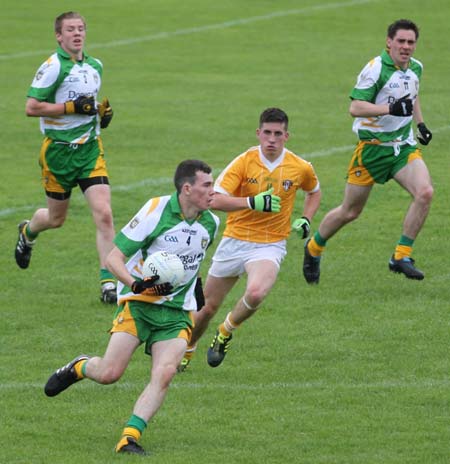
[387,19,419,40]
[55,12,86,34]
[174,159,212,193]
[259,107,289,129]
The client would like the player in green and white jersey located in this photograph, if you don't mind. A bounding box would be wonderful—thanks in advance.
[44,160,219,456]
[112,192,219,308]
[304,19,433,283]
[14,11,117,303]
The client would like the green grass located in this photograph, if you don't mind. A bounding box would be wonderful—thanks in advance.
[1,0,450,463]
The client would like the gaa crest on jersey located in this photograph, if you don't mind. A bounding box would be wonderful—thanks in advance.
[201,237,209,249]
[282,180,293,191]
[130,217,140,229]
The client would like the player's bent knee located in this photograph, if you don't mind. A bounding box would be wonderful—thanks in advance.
[48,217,66,228]
[97,365,123,384]
[244,285,268,307]
[243,287,265,309]
[419,184,433,204]
[152,364,177,388]
[202,302,220,319]
[96,208,114,227]
[345,208,363,222]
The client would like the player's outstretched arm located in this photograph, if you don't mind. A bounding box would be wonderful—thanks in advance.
[211,188,281,213]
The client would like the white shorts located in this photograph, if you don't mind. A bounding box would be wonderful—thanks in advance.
[208,237,287,278]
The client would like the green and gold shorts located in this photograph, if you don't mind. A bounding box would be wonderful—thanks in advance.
[39,136,109,195]
[110,300,193,355]
[347,141,422,186]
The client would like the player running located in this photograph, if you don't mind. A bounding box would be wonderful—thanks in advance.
[179,108,321,371]
[303,19,433,284]
[44,160,219,455]
[14,11,117,303]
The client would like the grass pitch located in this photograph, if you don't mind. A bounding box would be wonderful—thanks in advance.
[1,0,449,463]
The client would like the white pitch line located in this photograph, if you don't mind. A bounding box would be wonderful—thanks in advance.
[1,378,448,391]
[0,0,384,219]
[0,0,379,61]
[1,124,448,219]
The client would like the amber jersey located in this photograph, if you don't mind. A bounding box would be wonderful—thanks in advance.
[215,146,319,243]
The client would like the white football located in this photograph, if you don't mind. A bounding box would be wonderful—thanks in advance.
[142,251,185,288]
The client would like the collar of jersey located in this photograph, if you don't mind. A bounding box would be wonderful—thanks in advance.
[170,192,182,215]
[56,46,89,63]
[381,49,409,71]
[170,191,205,224]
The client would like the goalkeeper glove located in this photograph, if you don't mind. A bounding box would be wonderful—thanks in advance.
[388,94,413,117]
[248,187,281,212]
[64,95,97,115]
[292,217,311,239]
[98,97,114,129]
[131,276,173,296]
[417,122,432,145]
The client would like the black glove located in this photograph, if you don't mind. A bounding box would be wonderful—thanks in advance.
[291,216,311,239]
[417,122,432,145]
[98,97,114,129]
[131,276,173,296]
[64,95,97,115]
[389,94,413,117]
[194,277,205,310]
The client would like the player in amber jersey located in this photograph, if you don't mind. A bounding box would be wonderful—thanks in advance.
[178,108,321,371]
[216,145,319,243]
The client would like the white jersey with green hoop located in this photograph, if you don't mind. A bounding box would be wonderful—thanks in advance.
[27,46,102,144]
[350,50,423,144]
[114,193,220,311]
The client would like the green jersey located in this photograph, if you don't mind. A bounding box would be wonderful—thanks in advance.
[27,46,103,144]
[114,193,220,311]
[350,50,423,144]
